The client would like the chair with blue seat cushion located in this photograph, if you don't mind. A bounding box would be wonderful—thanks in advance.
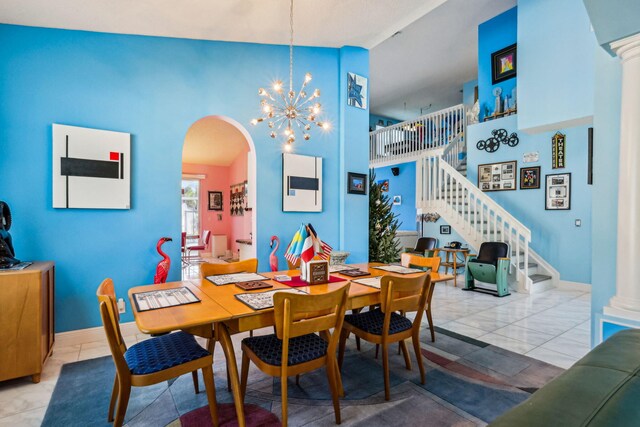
[97,279,218,427]
[464,241,510,297]
[240,284,350,427]
[338,273,432,401]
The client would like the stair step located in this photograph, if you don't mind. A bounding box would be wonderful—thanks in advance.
[519,261,538,269]
[529,274,552,283]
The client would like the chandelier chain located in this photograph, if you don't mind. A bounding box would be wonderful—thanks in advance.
[289,0,294,92]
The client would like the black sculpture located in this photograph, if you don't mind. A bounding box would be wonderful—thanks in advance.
[0,201,20,268]
[476,128,519,153]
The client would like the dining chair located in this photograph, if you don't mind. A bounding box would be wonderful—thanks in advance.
[400,253,441,272]
[405,237,439,257]
[338,273,431,401]
[240,284,350,427]
[186,230,211,261]
[96,279,218,427]
[199,258,258,279]
[181,231,188,267]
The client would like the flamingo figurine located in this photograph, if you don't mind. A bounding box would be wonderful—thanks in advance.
[154,237,173,284]
[269,235,280,272]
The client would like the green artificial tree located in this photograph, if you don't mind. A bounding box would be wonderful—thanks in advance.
[369,170,401,263]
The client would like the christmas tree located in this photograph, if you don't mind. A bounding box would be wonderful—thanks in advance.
[369,170,401,263]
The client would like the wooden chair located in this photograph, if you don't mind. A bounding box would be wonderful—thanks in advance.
[400,253,441,272]
[96,279,218,427]
[338,274,431,400]
[240,284,350,427]
[199,258,258,279]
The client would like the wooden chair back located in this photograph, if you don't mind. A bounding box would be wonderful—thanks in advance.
[273,285,349,357]
[96,278,125,350]
[380,274,431,333]
[400,253,441,271]
[200,258,258,278]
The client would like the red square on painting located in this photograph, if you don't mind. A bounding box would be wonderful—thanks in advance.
[110,152,119,161]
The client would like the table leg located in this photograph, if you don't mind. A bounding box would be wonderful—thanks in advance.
[216,323,246,427]
[453,254,458,287]
[445,251,451,275]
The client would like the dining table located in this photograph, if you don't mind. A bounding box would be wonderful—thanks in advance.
[128,262,454,427]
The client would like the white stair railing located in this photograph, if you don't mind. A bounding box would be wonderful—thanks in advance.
[417,155,532,291]
[441,131,466,171]
[370,104,466,166]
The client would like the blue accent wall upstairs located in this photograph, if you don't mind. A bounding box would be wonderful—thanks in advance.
[372,162,416,232]
[0,24,369,332]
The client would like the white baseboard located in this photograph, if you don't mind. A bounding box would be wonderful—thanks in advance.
[55,321,138,347]
[558,280,591,292]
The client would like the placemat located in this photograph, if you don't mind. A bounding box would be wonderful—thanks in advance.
[133,287,200,312]
[234,288,307,310]
[205,272,269,286]
[273,275,347,287]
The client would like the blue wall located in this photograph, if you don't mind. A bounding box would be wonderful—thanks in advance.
[462,79,478,108]
[590,45,622,344]
[466,115,592,284]
[584,0,640,51]
[0,24,369,332]
[478,7,518,121]
[373,162,416,231]
[517,0,595,132]
[369,114,401,131]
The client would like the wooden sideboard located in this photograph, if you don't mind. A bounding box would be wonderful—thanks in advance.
[0,262,55,383]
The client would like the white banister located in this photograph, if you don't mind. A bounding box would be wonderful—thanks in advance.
[370,104,466,166]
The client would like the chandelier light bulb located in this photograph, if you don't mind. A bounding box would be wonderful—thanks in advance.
[322,122,330,130]
[270,131,276,138]
[284,128,292,136]
[284,142,292,151]
[304,73,312,83]
[268,121,274,128]
[273,81,283,92]
[303,133,310,140]
[250,119,258,126]
[304,124,311,131]
[263,105,271,113]
[258,88,267,96]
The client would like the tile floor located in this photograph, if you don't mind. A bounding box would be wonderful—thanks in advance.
[0,276,591,426]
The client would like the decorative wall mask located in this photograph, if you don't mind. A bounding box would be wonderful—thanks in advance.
[476,128,519,153]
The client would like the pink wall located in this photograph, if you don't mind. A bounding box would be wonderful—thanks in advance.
[229,146,252,253]
[182,163,231,251]
[183,149,250,256]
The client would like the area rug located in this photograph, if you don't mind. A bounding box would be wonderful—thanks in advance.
[42,327,563,426]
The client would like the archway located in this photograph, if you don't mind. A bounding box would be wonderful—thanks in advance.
[180,115,257,278]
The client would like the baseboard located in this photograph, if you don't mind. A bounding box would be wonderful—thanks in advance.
[55,321,138,347]
[558,280,591,292]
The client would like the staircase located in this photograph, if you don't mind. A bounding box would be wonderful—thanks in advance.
[369,106,558,294]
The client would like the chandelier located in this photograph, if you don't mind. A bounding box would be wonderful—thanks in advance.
[251,0,329,150]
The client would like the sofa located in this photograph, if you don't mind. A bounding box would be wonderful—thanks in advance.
[491,329,640,426]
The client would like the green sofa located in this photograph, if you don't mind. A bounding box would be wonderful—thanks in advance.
[491,329,640,426]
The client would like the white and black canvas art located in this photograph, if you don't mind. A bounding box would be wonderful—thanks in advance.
[282,153,323,212]
[52,124,130,209]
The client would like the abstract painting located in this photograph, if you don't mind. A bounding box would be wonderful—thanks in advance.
[491,44,517,84]
[52,124,130,209]
[347,72,367,109]
[282,153,322,212]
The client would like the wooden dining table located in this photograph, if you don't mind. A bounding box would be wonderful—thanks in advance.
[128,263,454,427]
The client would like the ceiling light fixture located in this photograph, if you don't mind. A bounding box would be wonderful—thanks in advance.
[251,0,329,151]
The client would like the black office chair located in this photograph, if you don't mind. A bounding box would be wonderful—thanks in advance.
[406,237,439,257]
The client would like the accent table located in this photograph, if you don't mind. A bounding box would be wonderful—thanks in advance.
[439,247,470,287]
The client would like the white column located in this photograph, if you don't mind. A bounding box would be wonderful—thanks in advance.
[605,33,640,321]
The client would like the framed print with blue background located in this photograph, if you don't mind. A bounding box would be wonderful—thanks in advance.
[347,72,367,109]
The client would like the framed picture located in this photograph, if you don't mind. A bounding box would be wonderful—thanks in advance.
[386,120,393,127]
[377,179,389,192]
[440,225,451,235]
[392,195,402,205]
[347,72,367,109]
[545,173,571,210]
[208,191,223,210]
[491,43,517,84]
[520,167,541,189]
[478,161,517,192]
[282,153,322,212]
[347,172,367,195]
[552,132,566,169]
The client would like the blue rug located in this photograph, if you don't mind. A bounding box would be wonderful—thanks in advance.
[42,328,564,426]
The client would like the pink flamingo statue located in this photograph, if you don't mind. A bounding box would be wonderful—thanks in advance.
[269,235,280,272]
[154,237,173,284]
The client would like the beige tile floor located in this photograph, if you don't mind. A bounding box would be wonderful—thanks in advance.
[0,275,591,426]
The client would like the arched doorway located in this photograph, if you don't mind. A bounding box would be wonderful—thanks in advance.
[180,115,257,279]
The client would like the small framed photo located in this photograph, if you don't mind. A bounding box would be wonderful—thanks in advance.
[378,179,389,192]
[440,225,451,235]
[392,195,402,205]
[545,173,571,210]
[520,166,541,189]
[347,172,367,195]
[347,72,368,109]
[491,43,517,84]
[208,191,223,211]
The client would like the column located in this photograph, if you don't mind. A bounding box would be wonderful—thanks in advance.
[606,33,640,320]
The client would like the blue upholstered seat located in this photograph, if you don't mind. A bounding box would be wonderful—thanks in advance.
[242,333,328,366]
[344,308,412,335]
[124,331,210,375]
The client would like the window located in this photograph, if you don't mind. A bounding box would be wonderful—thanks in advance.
[181,179,199,236]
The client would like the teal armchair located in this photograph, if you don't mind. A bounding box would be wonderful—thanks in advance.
[464,242,510,297]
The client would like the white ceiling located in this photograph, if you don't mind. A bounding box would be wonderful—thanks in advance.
[0,0,447,49]
[370,0,516,120]
[183,117,248,166]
